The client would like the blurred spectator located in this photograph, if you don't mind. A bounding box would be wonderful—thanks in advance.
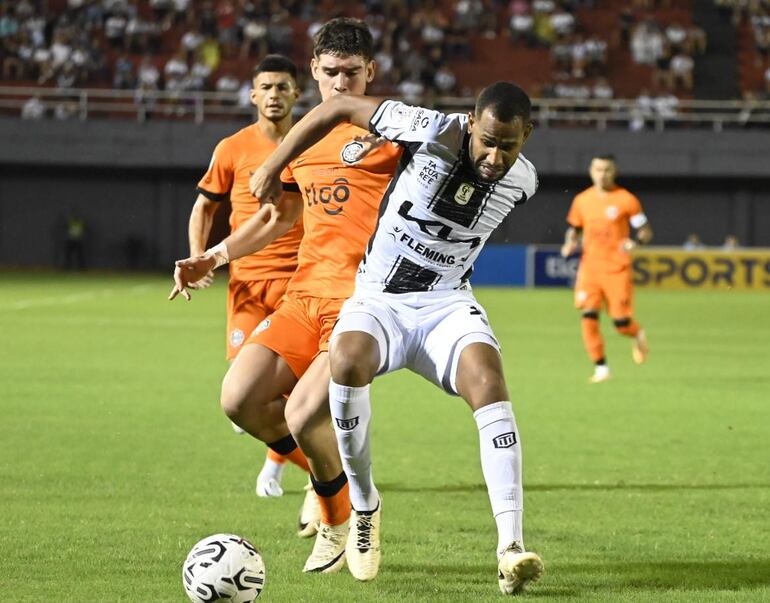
[198,35,221,72]
[181,25,204,61]
[137,55,160,90]
[398,68,426,104]
[434,64,458,95]
[104,10,128,48]
[267,13,293,55]
[187,59,212,91]
[592,77,614,99]
[240,15,268,59]
[21,95,46,120]
[113,53,135,89]
[215,0,238,58]
[164,48,189,92]
[670,51,694,91]
[683,233,705,250]
[215,72,240,97]
[722,235,740,251]
[64,213,86,270]
[54,99,79,120]
[665,22,687,52]
[510,9,536,47]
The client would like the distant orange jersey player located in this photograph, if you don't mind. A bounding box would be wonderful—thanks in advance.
[198,123,304,283]
[561,155,652,383]
[246,124,402,376]
[566,185,643,274]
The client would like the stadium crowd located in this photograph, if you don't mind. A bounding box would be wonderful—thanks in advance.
[3,0,770,123]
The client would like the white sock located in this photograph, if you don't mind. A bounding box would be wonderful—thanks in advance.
[257,457,285,483]
[473,401,524,556]
[329,380,379,511]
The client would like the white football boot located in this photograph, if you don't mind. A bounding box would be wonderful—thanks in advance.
[302,521,349,573]
[346,498,382,581]
[632,329,649,364]
[497,541,544,595]
[297,481,321,538]
[589,364,611,384]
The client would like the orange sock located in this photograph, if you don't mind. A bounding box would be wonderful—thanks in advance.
[615,318,640,337]
[581,315,605,363]
[283,447,311,473]
[318,482,351,526]
[266,448,287,464]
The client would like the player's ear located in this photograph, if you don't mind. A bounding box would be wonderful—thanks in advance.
[467,111,475,133]
[365,59,376,83]
[310,57,320,82]
[522,120,534,144]
[249,86,259,107]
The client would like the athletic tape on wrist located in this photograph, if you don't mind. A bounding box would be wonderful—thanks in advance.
[204,241,229,269]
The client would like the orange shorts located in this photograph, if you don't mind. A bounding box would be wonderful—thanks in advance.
[574,266,634,318]
[246,292,346,378]
[226,277,290,360]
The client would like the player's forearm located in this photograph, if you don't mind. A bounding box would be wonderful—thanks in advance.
[220,204,285,261]
[263,95,380,173]
[188,196,218,256]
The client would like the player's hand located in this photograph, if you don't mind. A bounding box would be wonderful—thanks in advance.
[560,242,578,258]
[350,133,388,162]
[249,166,281,204]
[188,270,215,290]
[620,238,637,253]
[168,256,216,301]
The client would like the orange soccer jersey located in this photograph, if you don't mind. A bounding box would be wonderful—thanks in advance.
[197,122,303,282]
[567,185,643,273]
[281,122,402,299]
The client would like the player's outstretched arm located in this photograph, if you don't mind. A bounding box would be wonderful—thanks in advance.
[169,194,302,301]
[561,226,581,257]
[249,95,383,201]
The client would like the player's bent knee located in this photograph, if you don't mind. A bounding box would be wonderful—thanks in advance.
[329,334,379,386]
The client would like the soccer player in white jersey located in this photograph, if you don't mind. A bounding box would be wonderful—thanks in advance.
[248,81,544,595]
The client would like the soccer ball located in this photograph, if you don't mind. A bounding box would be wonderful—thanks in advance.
[182,533,266,602]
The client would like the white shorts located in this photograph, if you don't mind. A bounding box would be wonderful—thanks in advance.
[331,287,500,395]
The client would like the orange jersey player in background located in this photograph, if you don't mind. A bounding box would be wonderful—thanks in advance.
[561,153,653,383]
[186,55,315,505]
[170,18,401,574]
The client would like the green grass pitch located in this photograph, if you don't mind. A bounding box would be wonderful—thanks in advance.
[1,271,769,602]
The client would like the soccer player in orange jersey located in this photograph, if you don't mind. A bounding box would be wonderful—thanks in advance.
[560,154,653,383]
[170,19,402,573]
[187,55,315,501]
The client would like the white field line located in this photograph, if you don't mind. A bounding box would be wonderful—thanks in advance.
[4,284,154,311]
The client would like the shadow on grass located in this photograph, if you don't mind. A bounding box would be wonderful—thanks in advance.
[558,559,770,590]
[378,482,770,494]
[378,559,770,599]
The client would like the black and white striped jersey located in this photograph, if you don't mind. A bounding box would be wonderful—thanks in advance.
[359,99,538,294]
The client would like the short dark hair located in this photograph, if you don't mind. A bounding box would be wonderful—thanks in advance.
[253,54,298,81]
[313,17,374,62]
[475,82,531,123]
[591,153,617,163]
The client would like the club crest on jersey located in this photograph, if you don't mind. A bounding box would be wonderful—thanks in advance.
[341,141,365,165]
[230,328,245,348]
[251,319,271,337]
[335,417,359,431]
[454,182,475,205]
[493,432,517,448]
[605,205,619,220]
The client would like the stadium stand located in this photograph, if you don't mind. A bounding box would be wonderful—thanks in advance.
[0,0,768,126]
